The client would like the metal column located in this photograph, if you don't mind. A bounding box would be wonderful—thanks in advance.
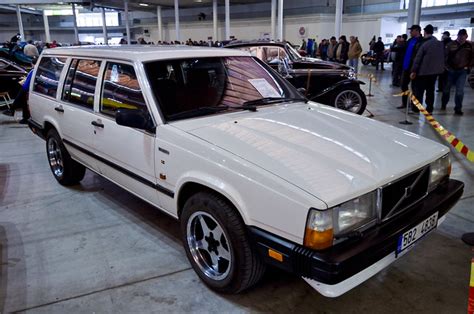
[174,0,180,42]
[157,5,163,42]
[213,0,218,41]
[277,0,283,41]
[413,0,421,25]
[335,0,343,39]
[225,0,230,40]
[406,0,421,34]
[124,0,131,45]
[72,3,79,44]
[43,10,50,43]
[101,7,108,45]
[16,5,25,41]
[271,0,276,40]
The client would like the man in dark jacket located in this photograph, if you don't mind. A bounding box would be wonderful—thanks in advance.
[397,25,422,110]
[334,36,349,64]
[390,35,407,86]
[410,24,445,113]
[373,37,385,70]
[441,29,473,115]
[437,31,452,92]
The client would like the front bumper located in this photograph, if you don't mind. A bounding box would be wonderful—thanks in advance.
[249,179,463,297]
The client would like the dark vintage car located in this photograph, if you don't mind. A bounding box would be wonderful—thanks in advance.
[0,57,27,105]
[226,41,367,114]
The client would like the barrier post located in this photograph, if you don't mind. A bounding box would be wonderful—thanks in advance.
[399,91,413,125]
[366,74,374,97]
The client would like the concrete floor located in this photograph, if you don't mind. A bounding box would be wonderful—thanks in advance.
[1,66,473,313]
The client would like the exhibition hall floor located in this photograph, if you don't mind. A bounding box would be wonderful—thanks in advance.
[1,66,473,313]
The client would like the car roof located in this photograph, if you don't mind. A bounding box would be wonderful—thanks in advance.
[42,45,250,62]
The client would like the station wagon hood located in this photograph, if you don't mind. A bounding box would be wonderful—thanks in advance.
[174,103,448,207]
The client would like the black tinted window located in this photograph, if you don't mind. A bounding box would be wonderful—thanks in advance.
[33,56,67,98]
[101,62,147,117]
[62,59,101,109]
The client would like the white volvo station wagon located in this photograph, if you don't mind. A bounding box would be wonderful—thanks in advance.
[27,46,463,297]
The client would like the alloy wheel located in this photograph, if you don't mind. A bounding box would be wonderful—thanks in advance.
[186,211,232,281]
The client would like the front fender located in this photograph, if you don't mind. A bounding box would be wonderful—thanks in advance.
[175,171,251,225]
[311,79,363,100]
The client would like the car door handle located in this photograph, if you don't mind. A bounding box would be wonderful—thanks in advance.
[91,121,104,128]
[54,106,64,113]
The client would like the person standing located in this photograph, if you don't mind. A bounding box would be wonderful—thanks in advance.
[397,25,423,110]
[2,58,36,123]
[410,24,445,114]
[373,37,385,71]
[319,39,328,60]
[441,29,473,115]
[300,39,307,51]
[23,40,39,58]
[390,35,407,86]
[327,36,337,61]
[348,36,362,73]
[437,31,452,92]
[306,38,314,58]
[334,36,349,64]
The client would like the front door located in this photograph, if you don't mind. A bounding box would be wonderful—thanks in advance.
[92,61,160,207]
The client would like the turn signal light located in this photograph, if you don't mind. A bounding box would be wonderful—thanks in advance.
[304,227,334,250]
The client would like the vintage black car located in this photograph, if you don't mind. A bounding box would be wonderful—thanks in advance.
[226,41,367,114]
[0,57,27,103]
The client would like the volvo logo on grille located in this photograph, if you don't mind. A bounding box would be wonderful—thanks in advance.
[404,186,412,198]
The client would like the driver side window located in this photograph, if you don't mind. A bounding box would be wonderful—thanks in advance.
[101,62,149,117]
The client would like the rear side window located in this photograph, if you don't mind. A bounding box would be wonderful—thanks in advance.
[33,56,67,98]
[100,62,148,117]
[62,59,101,110]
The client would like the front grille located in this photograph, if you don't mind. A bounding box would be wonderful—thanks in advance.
[380,167,430,220]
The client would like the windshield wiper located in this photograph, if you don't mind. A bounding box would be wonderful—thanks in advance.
[243,97,301,107]
[167,105,257,121]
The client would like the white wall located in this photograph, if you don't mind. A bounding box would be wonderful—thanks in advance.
[146,13,383,50]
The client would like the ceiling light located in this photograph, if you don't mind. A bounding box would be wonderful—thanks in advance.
[139,3,149,6]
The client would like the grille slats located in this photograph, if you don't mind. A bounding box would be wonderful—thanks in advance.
[380,167,430,220]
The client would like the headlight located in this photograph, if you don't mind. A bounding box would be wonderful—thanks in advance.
[428,154,451,192]
[334,191,377,234]
[304,191,378,250]
[347,69,356,79]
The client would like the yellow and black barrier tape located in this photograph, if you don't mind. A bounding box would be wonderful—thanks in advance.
[394,90,474,162]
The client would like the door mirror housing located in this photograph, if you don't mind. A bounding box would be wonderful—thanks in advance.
[116,109,155,133]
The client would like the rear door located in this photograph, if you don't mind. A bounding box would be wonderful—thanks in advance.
[58,58,102,171]
[92,61,160,206]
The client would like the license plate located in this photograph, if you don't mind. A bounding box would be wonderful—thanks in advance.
[397,212,438,254]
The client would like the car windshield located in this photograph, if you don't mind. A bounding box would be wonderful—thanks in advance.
[285,43,302,61]
[145,56,299,121]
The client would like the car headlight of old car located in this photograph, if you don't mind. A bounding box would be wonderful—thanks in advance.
[304,191,378,250]
[428,154,451,192]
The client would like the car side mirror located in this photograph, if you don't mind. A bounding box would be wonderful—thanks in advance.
[116,108,155,133]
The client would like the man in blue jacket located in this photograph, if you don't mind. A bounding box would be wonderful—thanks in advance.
[2,59,35,123]
[397,25,422,111]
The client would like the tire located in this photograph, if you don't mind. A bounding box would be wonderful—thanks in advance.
[330,85,367,115]
[361,54,370,65]
[46,129,86,186]
[180,191,266,293]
